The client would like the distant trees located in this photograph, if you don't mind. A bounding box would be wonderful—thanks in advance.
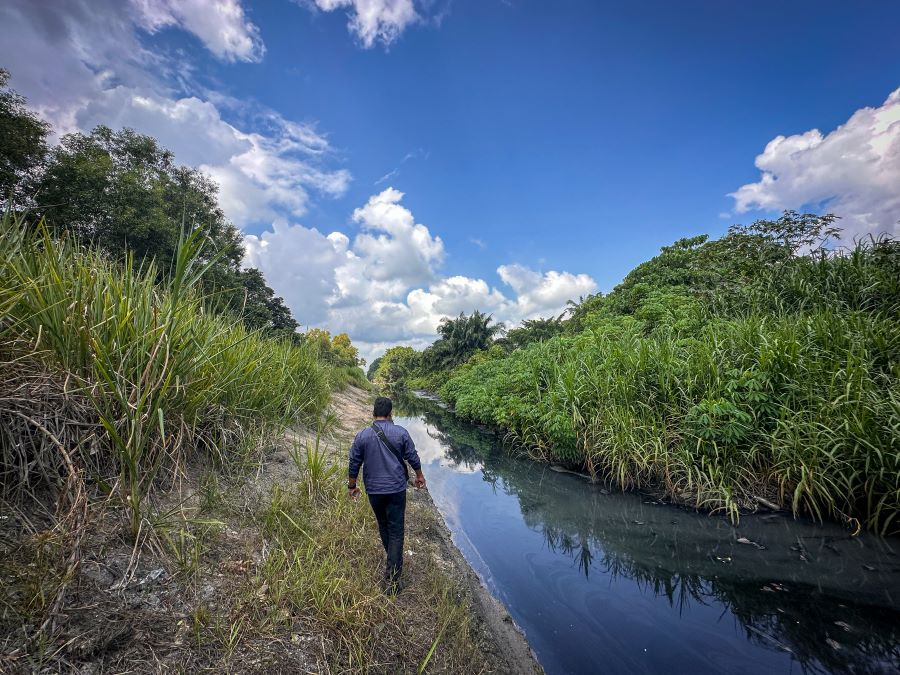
[423,310,504,370]
[36,126,243,271]
[370,311,564,389]
[305,328,364,368]
[562,293,605,333]
[498,317,565,351]
[332,332,363,368]
[372,346,419,386]
[563,211,844,330]
[366,356,383,381]
[229,268,299,338]
[0,68,49,207]
[363,311,506,391]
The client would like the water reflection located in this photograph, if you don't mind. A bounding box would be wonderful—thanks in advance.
[395,392,900,675]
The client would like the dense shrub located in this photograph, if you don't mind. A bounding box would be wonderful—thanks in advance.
[440,234,900,533]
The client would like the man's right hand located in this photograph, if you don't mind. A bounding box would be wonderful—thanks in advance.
[348,486,361,500]
[414,471,426,490]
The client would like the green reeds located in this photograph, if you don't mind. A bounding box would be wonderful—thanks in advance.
[440,238,900,533]
[0,212,330,534]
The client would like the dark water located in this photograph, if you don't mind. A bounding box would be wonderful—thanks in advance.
[393,394,900,675]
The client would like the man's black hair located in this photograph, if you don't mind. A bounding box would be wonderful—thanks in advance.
[373,396,393,418]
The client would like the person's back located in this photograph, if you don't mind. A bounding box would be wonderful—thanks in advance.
[347,397,425,593]
[349,419,414,494]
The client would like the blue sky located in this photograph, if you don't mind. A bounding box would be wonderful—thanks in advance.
[2,0,899,361]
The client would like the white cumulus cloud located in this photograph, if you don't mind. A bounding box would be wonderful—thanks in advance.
[730,87,900,240]
[351,188,445,287]
[243,220,347,326]
[308,0,420,48]
[1,0,590,364]
[498,265,597,320]
[130,0,265,62]
[241,189,597,365]
[0,0,349,228]
[405,276,509,336]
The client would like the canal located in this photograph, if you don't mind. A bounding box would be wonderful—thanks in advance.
[394,393,900,674]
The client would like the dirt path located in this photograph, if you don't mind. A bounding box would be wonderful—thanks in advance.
[320,386,541,674]
[1,384,540,673]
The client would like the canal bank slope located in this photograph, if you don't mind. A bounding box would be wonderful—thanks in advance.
[316,386,542,674]
[1,382,540,673]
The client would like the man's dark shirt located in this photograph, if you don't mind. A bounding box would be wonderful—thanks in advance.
[348,420,422,494]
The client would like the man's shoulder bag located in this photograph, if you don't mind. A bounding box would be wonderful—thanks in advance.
[371,422,411,482]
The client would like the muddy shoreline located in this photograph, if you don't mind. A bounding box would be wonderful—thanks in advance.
[408,487,541,674]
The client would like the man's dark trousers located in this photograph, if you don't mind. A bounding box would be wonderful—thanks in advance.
[367,490,406,583]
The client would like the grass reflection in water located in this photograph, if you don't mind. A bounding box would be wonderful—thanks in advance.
[395,391,900,675]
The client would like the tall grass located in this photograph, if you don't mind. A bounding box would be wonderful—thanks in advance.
[441,239,900,533]
[0,212,330,533]
[332,364,373,391]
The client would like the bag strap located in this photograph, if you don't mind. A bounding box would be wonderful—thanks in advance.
[371,422,410,481]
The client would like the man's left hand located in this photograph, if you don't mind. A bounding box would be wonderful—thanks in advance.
[414,471,426,490]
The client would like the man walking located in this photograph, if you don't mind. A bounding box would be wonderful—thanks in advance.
[348,396,426,593]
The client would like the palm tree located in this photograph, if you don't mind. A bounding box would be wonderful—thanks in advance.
[497,316,565,351]
[428,310,504,369]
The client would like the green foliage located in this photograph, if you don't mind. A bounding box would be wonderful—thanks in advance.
[304,328,364,369]
[331,332,363,367]
[224,267,299,338]
[569,212,839,326]
[300,329,367,390]
[497,316,566,351]
[33,124,302,337]
[563,292,605,333]
[434,214,900,533]
[373,346,420,386]
[1,75,300,339]
[422,310,503,370]
[0,212,330,533]
[290,433,340,502]
[0,69,49,208]
[36,126,240,271]
[366,356,383,381]
[331,364,371,391]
